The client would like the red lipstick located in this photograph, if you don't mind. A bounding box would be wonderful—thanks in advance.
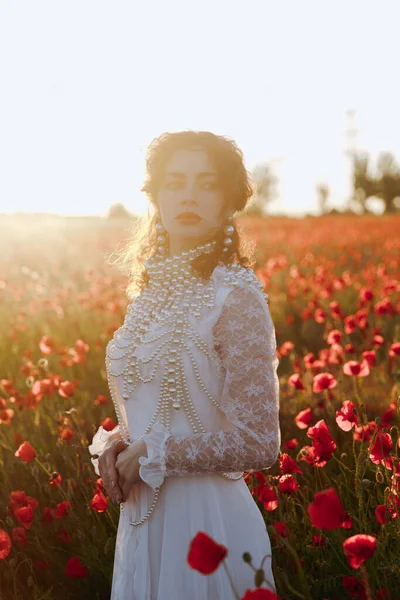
[176,212,201,224]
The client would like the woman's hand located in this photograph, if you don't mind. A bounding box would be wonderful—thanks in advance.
[98,438,128,504]
[115,440,148,502]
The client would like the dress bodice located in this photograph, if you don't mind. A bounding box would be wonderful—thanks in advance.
[105,263,267,444]
[90,260,281,490]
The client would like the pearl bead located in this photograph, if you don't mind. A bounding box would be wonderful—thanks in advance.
[105,239,269,526]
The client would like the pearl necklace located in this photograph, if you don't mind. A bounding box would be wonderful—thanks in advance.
[105,240,266,526]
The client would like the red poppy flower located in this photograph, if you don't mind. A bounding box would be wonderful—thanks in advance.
[9,490,28,512]
[381,408,395,428]
[11,527,27,547]
[259,486,279,511]
[307,420,337,464]
[274,521,289,538]
[343,534,377,569]
[362,350,376,368]
[288,373,305,390]
[369,432,393,464]
[295,408,313,430]
[101,417,116,431]
[64,556,88,578]
[327,330,343,344]
[54,500,72,519]
[94,394,109,406]
[375,504,396,525]
[0,407,15,425]
[279,453,302,474]
[90,492,108,513]
[297,445,318,466]
[75,339,89,355]
[14,441,37,463]
[389,342,400,357]
[353,421,377,443]
[49,472,62,488]
[343,360,370,377]
[42,507,55,524]
[95,477,107,495]
[60,427,74,441]
[279,341,294,357]
[14,506,34,529]
[341,512,353,529]
[0,530,12,560]
[284,439,299,452]
[311,534,326,547]
[187,531,228,575]
[58,380,75,398]
[313,372,337,393]
[307,487,345,530]
[39,335,56,355]
[336,400,359,431]
[278,474,299,494]
[241,589,279,599]
[342,575,367,599]
[58,526,72,543]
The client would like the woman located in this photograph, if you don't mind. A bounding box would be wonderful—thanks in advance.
[88,131,281,599]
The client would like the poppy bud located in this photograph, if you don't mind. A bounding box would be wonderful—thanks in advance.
[361,479,373,487]
[242,552,252,564]
[254,568,265,587]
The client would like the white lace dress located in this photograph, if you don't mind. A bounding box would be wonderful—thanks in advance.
[89,264,281,599]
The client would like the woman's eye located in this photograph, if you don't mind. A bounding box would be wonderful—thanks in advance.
[165,181,217,190]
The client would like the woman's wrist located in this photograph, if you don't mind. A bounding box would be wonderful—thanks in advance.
[105,436,128,455]
[133,439,148,458]
[140,439,148,458]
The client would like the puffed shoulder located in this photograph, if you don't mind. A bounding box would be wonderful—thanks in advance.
[211,262,268,302]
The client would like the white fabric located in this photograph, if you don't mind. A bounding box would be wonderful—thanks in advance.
[89,264,281,599]
[88,424,121,477]
[138,421,171,489]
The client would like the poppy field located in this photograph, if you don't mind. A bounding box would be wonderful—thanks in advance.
[0,213,399,600]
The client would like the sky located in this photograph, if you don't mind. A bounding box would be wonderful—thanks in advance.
[0,0,399,218]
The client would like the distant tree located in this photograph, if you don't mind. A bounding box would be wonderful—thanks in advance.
[316,182,330,215]
[375,152,400,213]
[352,151,400,214]
[245,162,279,216]
[107,203,132,219]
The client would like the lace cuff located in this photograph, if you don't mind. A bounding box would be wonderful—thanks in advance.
[88,425,120,477]
[138,421,172,490]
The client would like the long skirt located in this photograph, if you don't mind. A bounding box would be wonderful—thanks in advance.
[110,473,276,599]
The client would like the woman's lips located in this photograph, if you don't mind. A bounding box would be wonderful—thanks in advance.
[176,214,201,224]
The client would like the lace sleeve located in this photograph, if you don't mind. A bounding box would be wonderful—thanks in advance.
[138,284,281,486]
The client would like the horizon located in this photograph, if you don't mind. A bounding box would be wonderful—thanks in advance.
[1,1,398,218]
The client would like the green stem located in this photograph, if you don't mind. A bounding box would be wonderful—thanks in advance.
[222,560,241,599]
[360,564,373,600]
[275,534,312,600]
[35,458,69,501]
[331,452,355,476]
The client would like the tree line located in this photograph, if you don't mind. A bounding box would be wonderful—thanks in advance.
[107,149,400,219]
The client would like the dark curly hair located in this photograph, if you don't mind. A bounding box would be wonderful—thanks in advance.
[105,130,257,299]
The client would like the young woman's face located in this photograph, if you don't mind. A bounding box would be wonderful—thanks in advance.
[157,148,228,243]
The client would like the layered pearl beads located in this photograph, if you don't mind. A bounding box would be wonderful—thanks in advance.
[105,239,268,526]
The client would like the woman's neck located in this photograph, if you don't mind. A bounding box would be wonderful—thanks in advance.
[167,235,211,258]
